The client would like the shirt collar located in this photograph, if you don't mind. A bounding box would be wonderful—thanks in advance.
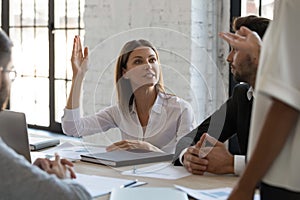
[247,86,254,100]
[129,92,164,114]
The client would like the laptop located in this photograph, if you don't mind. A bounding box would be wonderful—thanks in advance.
[0,110,32,162]
[81,149,174,167]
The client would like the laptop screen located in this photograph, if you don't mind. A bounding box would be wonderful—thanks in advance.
[0,110,31,162]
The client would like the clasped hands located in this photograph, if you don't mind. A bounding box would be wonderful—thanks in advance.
[33,153,76,179]
[183,133,234,175]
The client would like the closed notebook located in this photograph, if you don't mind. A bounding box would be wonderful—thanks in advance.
[110,187,188,200]
[80,149,174,167]
[29,137,60,151]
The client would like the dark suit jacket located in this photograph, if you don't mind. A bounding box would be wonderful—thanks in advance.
[174,83,253,165]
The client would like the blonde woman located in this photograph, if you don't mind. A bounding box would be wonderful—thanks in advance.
[62,37,196,153]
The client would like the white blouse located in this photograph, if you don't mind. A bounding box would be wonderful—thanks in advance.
[62,93,196,153]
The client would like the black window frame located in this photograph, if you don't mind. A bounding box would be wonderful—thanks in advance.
[1,0,84,133]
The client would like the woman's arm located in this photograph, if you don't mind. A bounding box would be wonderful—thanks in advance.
[66,36,89,109]
[228,98,299,200]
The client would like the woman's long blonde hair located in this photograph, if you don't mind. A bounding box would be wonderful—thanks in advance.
[115,39,165,111]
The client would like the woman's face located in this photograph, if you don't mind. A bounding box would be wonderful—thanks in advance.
[123,46,160,91]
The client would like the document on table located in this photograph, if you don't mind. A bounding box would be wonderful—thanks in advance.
[174,185,260,200]
[42,142,106,160]
[73,173,146,198]
[121,163,191,180]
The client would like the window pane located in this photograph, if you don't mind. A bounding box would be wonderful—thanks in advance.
[241,0,274,19]
[10,0,22,26]
[241,0,259,16]
[10,77,49,126]
[10,0,48,26]
[55,80,71,123]
[54,0,85,28]
[35,1,48,26]
[262,0,274,19]
[10,28,49,77]
[54,30,85,79]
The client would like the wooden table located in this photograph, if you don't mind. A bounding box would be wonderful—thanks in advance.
[29,129,239,199]
[74,161,239,200]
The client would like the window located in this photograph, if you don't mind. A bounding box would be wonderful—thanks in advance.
[241,0,274,19]
[1,0,85,133]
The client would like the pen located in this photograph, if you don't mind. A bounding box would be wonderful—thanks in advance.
[120,180,138,188]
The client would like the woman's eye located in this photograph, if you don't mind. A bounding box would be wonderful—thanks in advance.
[149,58,156,63]
[134,59,142,64]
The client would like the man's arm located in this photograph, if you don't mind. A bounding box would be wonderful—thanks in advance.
[173,117,210,166]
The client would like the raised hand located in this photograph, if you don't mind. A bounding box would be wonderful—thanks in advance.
[219,26,261,66]
[71,35,89,78]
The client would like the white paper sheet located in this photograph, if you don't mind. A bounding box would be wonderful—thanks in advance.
[121,163,191,180]
[42,142,106,160]
[174,185,260,200]
[73,173,146,197]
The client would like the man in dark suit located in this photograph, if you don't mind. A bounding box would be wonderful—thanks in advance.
[173,15,270,175]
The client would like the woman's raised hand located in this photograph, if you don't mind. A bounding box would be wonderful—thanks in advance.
[71,36,89,78]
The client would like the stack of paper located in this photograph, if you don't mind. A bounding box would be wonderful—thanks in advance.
[174,185,260,200]
[73,173,146,198]
[121,163,191,179]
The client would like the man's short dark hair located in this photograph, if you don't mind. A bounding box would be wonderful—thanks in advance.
[232,15,271,39]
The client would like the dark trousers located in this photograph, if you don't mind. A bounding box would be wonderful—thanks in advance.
[261,182,300,200]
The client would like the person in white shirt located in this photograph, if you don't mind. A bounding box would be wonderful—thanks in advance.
[174,15,270,175]
[221,1,300,199]
[62,37,195,153]
[0,29,91,200]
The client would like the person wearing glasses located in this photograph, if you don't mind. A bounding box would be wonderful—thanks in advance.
[0,29,91,199]
[61,37,196,153]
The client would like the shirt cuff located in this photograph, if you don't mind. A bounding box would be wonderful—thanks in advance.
[62,107,81,120]
[179,148,188,165]
[234,155,246,175]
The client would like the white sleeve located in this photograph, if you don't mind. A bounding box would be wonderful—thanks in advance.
[234,155,246,176]
[61,106,118,137]
[179,148,188,165]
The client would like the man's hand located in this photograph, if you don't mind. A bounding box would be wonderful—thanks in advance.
[182,146,208,175]
[219,26,261,66]
[197,133,234,174]
[33,153,76,179]
[183,133,209,175]
[183,133,234,175]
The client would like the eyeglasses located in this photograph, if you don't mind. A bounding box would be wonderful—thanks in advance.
[3,66,17,82]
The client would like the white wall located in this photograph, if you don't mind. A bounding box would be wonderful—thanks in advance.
[82,0,229,145]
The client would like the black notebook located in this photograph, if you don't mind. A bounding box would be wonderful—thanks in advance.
[81,149,174,167]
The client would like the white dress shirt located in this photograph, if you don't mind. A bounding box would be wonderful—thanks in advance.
[62,93,196,153]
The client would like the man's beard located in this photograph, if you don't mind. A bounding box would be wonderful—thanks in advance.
[0,78,10,110]
[233,73,244,83]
